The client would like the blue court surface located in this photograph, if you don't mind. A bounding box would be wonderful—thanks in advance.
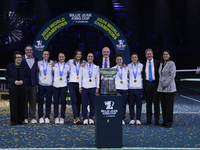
[0,94,200,149]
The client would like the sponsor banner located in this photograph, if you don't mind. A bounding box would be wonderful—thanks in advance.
[33,11,130,64]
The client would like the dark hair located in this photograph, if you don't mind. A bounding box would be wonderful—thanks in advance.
[58,53,65,62]
[115,53,123,60]
[42,50,50,63]
[73,49,83,65]
[58,53,65,57]
[161,49,172,63]
[131,52,139,62]
[25,45,33,50]
[13,51,23,60]
[87,53,94,57]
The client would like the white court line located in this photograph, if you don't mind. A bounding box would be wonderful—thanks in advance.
[2,148,200,150]
[180,95,200,103]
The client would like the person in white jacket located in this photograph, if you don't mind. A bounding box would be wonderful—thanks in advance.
[67,50,84,124]
[128,52,143,125]
[157,50,176,128]
[79,53,100,125]
[38,50,53,124]
[52,53,69,124]
[112,53,128,125]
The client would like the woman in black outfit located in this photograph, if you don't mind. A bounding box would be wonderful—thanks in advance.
[5,51,30,126]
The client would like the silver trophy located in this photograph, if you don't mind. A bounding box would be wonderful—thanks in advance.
[100,68,118,95]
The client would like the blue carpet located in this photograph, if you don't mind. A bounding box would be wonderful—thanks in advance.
[0,95,200,148]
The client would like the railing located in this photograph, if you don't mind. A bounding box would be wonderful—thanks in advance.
[0,68,200,92]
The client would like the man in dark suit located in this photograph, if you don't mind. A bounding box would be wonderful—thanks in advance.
[142,48,160,125]
[22,45,38,124]
[95,47,115,68]
[95,47,115,94]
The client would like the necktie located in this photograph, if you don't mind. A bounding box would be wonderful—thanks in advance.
[104,59,107,68]
[149,61,153,82]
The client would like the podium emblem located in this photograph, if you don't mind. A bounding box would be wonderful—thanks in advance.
[104,101,114,109]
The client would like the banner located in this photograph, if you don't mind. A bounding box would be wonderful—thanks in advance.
[33,11,130,64]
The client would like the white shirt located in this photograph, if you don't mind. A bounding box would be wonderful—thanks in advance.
[79,63,100,89]
[145,58,155,81]
[25,55,35,69]
[112,65,128,90]
[102,57,110,68]
[67,59,81,83]
[38,60,53,86]
[128,62,143,89]
[53,62,69,88]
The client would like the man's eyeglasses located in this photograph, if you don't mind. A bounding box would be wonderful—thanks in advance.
[26,49,33,51]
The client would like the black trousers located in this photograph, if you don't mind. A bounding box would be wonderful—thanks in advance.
[9,88,27,125]
[160,92,175,126]
[145,81,160,122]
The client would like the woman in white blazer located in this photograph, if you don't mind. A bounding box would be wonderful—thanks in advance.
[67,50,84,124]
[157,50,176,128]
[128,52,143,125]
[52,53,69,124]
[38,50,53,124]
[112,53,128,125]
[79,53,100,125]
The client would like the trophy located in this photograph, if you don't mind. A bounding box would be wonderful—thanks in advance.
[99,68,118,95]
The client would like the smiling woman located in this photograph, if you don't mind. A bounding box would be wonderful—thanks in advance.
[157,49,177,128]
[79,53,100,125]
[5,51,30,126]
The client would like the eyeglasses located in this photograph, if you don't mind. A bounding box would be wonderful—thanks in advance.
[26,49,33,51]
[16,57,22,59]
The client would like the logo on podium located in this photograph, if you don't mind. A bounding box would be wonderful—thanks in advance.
[104,101,114,109]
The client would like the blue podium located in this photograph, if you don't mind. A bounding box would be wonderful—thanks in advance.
[95,94,123,148]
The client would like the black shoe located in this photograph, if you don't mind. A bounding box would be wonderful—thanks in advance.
[18,122,24,125]
[159,122,166,127]
[154,121,159,125]
[164,123,172,128]
[145,121,151,125]
[11,123,18,126]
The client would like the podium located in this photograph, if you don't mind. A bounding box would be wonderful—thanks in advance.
[95,94,123,148]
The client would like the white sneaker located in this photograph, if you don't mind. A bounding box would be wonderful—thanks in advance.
[89,119,94,125]
[136,120,141,125]
[122,120,125,125]
[60,118,64,125]
[83,119,88,125]
[129,120,135,125]
[30,119,37,124]
[45,118,50,124]
[55,117,59,124]
[39,118,44,124]
[23,119,28,124]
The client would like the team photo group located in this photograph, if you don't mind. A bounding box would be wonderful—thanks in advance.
[5,45,176,128]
